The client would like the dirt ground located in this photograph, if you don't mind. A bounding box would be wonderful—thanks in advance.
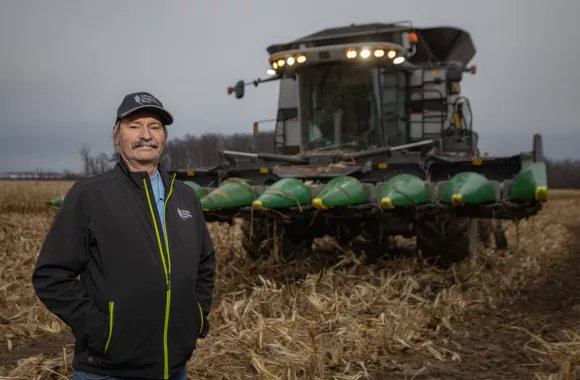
[387,220,580,380]
[0,332,73,368]
[1,184,579,379]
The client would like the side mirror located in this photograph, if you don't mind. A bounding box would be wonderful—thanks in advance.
[227,80,245,99]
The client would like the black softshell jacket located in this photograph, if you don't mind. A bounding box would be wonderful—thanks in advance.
[32,160,216,379]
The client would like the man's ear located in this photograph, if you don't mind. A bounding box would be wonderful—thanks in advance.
[112,124,120,149]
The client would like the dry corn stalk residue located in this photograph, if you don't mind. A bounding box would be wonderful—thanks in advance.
[1,181,580,379]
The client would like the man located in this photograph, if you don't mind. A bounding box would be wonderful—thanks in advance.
[32,92,216,380]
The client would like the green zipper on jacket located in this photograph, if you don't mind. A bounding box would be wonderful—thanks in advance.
[143,173,176,380]
[198,302,203,334]
[104,301,114,353]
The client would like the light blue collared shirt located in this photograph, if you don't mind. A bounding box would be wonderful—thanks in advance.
[150,171,165,231]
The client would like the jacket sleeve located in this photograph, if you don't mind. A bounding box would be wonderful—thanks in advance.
[195,196,216,338]
[32,182,108,352]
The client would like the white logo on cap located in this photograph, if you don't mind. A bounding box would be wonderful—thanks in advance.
[134,94,160,106]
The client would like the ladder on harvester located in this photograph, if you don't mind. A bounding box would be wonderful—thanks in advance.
[407,67,448,143]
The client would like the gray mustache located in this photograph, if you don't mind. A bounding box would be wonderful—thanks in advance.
[132,140,159,149]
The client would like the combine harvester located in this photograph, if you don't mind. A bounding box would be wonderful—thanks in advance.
[50,22,548,266]
[171,22,548,266]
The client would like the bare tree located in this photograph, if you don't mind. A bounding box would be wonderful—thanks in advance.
[79,144,92,177]
[547,159,580,189]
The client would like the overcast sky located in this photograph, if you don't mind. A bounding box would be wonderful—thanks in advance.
[1,0,578,173]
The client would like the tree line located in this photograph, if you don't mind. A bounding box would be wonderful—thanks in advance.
[76,131,580,189]
[74,132,277,179]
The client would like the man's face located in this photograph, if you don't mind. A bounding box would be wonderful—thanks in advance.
[113,110,166,167]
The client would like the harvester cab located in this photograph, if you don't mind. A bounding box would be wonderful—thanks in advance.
[227,21,479,160]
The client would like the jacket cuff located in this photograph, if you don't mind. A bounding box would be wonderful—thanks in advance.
[199,318,209,338]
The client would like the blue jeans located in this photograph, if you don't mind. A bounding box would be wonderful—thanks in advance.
[73,367,187,379]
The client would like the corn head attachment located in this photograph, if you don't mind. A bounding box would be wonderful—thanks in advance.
[173,135,545,267]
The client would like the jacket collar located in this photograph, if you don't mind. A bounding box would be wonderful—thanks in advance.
[114,157,173,193]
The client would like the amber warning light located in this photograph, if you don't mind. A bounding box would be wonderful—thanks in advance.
[463,65,477,74]
[408,32,418,44]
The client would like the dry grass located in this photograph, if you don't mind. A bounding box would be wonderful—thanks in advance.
[0,181,72,214]
[548,189,580,200]
[1,181,580,379]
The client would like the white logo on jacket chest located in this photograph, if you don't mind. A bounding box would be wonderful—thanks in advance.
[177,208,192,220]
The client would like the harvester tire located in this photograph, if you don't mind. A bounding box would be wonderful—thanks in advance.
[493,221,508,250]
[416,217,478,268]
[240,220,313,262]
[477,219,509,250]
[240,220,271,260]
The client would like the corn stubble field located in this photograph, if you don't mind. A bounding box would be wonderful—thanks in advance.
[1,181,580,380]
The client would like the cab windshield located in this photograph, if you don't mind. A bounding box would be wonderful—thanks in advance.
[297,64,383,152]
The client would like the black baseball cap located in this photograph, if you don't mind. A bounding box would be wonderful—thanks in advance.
[115,91,174,125]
